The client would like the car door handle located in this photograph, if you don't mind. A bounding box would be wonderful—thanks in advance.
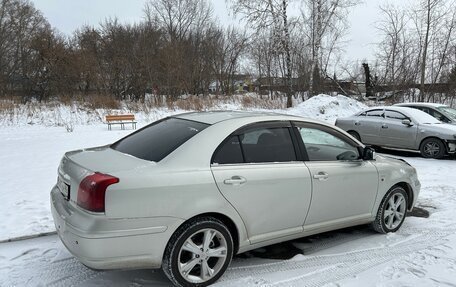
[224,176,247,185]
[382,124,388,129]
[313,172,329,181]
[355,121,361,126]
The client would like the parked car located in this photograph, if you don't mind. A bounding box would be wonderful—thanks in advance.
[51,111,420,287]
[336,106,456,159]
[395,102,456,124]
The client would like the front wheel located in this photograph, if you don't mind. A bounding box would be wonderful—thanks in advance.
[372,186,408,234]
[162,217,233,287]
[420,138,445,159]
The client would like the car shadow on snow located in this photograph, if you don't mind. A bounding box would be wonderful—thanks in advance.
[236,206,431,260]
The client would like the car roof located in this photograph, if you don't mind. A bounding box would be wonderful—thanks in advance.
[174,110,303,125]
[395,102,447,108]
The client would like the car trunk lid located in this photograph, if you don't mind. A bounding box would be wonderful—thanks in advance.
[57,146,155,207]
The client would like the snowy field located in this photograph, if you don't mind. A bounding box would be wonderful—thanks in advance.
[1,95,456,286]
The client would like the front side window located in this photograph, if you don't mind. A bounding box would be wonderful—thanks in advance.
[297,126,359,161]
[428,108,450,123]
[212,125,297,164]
[111,117,209,162]
[437,106,456,121]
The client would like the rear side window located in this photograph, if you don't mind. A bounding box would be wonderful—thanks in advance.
[366,109,384,117]
[212,136,244,164]
[384,110,407,120]
[111,117,209,162]
[212,126,297,164]
[241,127,296,163]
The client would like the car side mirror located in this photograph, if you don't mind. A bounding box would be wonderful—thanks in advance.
[363,146,376,160]
[402,119,413,126]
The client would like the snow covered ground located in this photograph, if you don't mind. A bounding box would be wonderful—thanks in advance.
[2,94,455,286]
[1,155,455,286]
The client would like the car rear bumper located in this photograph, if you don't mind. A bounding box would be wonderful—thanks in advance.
[50,186,184,270]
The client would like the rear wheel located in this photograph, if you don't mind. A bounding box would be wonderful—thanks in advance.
[420,138,445,159]
[162,217,233,287]
[348,131,361,142]
[372,186,408,234]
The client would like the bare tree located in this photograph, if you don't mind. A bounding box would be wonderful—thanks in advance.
[230,0,294,107]
[376,3,410,98]
[0,0,48,100]
[301,0,360,97]
[375,0,456,102]
[210,26,248,94]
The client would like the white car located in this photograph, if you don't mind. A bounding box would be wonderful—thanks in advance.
[395,102,456,124]
[51,111,420,286]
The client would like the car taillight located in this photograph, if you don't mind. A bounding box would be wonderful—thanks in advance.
[77,172,119,212]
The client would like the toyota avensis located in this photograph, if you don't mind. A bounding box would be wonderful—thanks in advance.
[51,111,420,286]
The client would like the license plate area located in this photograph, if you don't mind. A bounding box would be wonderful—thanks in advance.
[57,176,70,201]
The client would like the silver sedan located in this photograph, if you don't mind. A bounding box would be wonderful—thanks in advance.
[336,106,456,159]
[51,111,420,286]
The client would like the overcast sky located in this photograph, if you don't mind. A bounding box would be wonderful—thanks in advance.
[31,0,384,64]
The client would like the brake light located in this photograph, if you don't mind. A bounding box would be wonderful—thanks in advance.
[77,172,119,212]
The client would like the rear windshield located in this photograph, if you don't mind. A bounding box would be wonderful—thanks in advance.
[111,117,209,162]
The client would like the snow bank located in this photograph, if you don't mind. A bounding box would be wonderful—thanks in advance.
[286,94,368,123]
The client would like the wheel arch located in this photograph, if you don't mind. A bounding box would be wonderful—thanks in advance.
[419,136,445,150]
[394,182,414,211]
[347,130,361,140]
[174,212,240,255]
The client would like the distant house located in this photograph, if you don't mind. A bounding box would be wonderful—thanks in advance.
[208,75,254,93]
[253,77,301,93]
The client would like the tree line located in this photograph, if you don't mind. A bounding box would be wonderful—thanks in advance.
[373,0,456,102]
[1,0,456,107]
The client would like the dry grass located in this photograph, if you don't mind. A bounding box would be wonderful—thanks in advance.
[81,94,121,110]
[0,93,300,127]
[240,94,286,109]
[172,96,208,111]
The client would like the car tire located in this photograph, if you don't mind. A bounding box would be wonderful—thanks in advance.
[348,131,361,142]
[372,186,408,234]
[420,138,446,159]
[162,217,233,287]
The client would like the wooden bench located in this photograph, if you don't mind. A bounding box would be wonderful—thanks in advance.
[106,114,137,130]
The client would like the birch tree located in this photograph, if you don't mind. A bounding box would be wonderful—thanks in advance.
[302,0,360,97]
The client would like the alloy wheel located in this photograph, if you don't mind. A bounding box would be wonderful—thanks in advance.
[383,193,407,230]
[177,228,228,284]
[423,141,441,157]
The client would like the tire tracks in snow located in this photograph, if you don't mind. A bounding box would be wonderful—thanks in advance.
[218,226,456,287]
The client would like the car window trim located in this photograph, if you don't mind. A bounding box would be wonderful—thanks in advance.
[291,121,363,162]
